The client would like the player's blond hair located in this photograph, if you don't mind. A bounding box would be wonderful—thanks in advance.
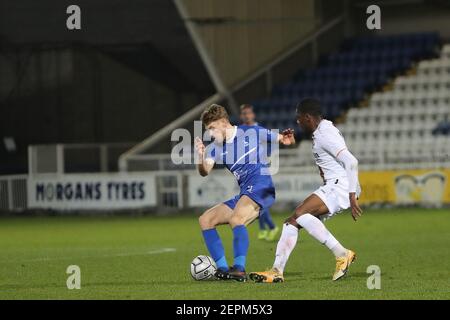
[200,104,229,126]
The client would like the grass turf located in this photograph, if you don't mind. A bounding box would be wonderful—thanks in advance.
[0,208,449,300]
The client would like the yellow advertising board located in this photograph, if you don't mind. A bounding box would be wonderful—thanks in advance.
[359,169,450,205]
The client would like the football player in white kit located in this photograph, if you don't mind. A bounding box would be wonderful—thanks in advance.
[249,98,362,282]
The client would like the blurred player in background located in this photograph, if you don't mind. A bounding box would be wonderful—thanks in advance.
[195,104,295,282]
[250,98,362,283]
[239,104,280,242]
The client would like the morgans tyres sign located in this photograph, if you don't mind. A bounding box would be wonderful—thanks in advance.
[28,173,157,210]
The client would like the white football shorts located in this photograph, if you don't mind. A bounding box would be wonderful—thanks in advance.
[313,178,361,221]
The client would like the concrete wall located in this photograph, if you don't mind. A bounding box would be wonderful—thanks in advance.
[182,0,317,88]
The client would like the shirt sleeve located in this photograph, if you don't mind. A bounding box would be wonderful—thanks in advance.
[336,149,359,193]
[318,128,347,157]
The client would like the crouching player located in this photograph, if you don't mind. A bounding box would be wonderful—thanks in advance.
[195,104,295,282]
[249,98,362,283]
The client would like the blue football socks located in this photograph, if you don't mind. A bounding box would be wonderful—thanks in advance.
[202,229,228,271]
[232,225,249,272]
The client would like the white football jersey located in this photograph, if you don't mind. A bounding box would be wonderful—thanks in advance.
[311,119,348,181]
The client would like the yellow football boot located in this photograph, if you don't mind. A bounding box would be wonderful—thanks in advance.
[249,268,284,283]
[332,250,356,281]
[257,230,268,240]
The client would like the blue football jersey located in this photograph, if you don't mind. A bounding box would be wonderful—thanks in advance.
[205,125,278,187]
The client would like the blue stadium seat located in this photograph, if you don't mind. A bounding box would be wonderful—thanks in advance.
[251,32,440,139]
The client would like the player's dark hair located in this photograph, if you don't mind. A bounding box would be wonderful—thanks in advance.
[200,104,229,126]
[240,104,253,112]
[296,98,322,117]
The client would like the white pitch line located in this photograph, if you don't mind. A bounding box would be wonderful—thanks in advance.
[1,248,177,263]
[112,248,177,257]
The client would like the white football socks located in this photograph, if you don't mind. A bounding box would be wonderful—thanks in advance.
[296,213,347,258]
[273,223,298,273]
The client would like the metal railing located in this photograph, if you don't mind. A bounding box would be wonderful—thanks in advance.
[0,172,184,212]
[0,175,28,211]
[155,172,184,209]
[29,142,135,174]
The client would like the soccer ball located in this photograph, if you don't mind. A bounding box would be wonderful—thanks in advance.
[190,255,217,280]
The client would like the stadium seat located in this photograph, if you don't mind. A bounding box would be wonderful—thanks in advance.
[254,33,448,170]
[330,43,450,169]
[257,32,441,132]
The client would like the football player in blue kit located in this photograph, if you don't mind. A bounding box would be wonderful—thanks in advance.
[195,104,295,281]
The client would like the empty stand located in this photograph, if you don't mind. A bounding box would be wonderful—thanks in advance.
[250,32,441,140]
[249,36,448,171]
[337,43,450,170]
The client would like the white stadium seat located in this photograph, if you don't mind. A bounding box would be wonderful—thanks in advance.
[291,45,450,170]
[331,44,450,169]
[441,44,450,59]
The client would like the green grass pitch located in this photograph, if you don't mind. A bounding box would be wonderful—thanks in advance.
[0,208,449,300]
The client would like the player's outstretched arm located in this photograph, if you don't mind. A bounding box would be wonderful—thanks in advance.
[195,137,214,177]
[336,149,363,221]
[278,128,296,146]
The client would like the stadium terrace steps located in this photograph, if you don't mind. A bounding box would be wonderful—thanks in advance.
[337,43,450,170]
[266,38,449,171]
[250,32,441,139]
